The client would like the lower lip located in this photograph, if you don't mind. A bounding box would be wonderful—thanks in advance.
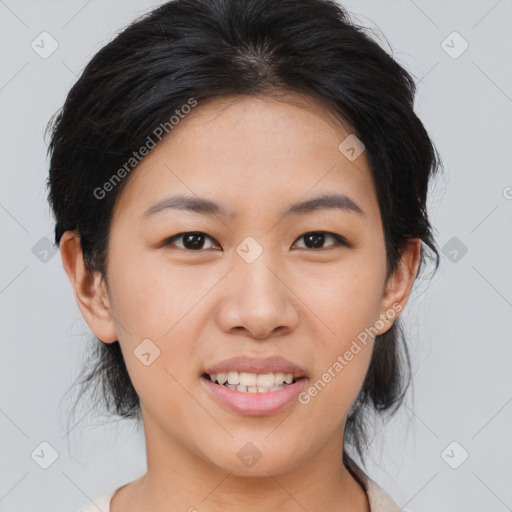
[200,375,308,416]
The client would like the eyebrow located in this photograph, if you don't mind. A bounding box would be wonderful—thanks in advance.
[142,193,365,220]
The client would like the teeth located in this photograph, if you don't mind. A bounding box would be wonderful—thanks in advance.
[228,384,287,393]
[274,372,285,385]
[256,373,275,387]
[208,371,296,387]
[239,372,257,387]
[227,372,239,384]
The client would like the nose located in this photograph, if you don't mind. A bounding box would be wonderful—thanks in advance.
[216,252,300,340]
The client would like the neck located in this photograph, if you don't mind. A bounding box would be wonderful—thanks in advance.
[114,413,370,512]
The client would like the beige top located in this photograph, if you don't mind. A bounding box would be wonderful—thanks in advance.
[77,474,401,512]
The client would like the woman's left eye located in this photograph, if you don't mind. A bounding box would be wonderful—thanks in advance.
[292,231,349,250]
[162,231,349,251]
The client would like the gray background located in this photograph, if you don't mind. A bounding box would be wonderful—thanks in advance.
[1,0,511,511]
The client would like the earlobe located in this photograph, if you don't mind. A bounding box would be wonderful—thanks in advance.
[59,230,118,344]
[378,238,422,334]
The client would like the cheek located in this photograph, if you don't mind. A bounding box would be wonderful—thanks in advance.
[107,247,200,341]
[300,256,385,407]
[106,250,205,383]
[306,259,385,343]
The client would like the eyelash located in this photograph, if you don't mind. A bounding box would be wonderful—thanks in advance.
[162,231,351,251]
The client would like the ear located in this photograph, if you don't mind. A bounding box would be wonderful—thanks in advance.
[59,230,118,344]
[377,238,422,335]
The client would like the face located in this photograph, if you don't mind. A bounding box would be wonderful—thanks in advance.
[64,93,418,478]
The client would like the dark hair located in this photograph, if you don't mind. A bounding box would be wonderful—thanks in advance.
[46,0,443,475]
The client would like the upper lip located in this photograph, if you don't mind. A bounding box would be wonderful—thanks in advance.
[203,356,307,378]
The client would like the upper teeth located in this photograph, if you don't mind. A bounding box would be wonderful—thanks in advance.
[209,371,295,387]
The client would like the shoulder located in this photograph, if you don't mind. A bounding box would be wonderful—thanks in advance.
[76,475,402,512]
[363,477,402,512]
[75,488,118,512]
[346,459,401,512]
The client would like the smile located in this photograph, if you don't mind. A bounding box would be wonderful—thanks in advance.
[200,373,308,415]
[204,371,298,393]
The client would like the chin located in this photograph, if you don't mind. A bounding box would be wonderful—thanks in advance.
[200,442,304,478]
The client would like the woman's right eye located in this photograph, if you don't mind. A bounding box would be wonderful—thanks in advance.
[163,232,220,251]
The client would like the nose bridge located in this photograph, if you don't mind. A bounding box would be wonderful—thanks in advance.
[217,237,299,338]
[234,238,284,306]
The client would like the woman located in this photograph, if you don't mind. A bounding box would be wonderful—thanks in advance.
[46,0,443,510]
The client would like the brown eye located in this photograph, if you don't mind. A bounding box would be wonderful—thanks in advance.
[162,230,350,252]
[164,232,219,251]
[293,231,349,250]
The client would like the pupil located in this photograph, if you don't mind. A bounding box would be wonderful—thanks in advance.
[184,233,204,250]
[305,232,324,249]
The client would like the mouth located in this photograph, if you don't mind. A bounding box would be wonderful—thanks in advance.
[199,372,308,416]
[199,356,308,415]
[201,371,304,393]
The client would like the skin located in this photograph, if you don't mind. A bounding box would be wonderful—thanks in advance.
[60,92,421,512]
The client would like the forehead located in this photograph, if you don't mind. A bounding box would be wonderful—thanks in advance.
[112,93,380,225]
